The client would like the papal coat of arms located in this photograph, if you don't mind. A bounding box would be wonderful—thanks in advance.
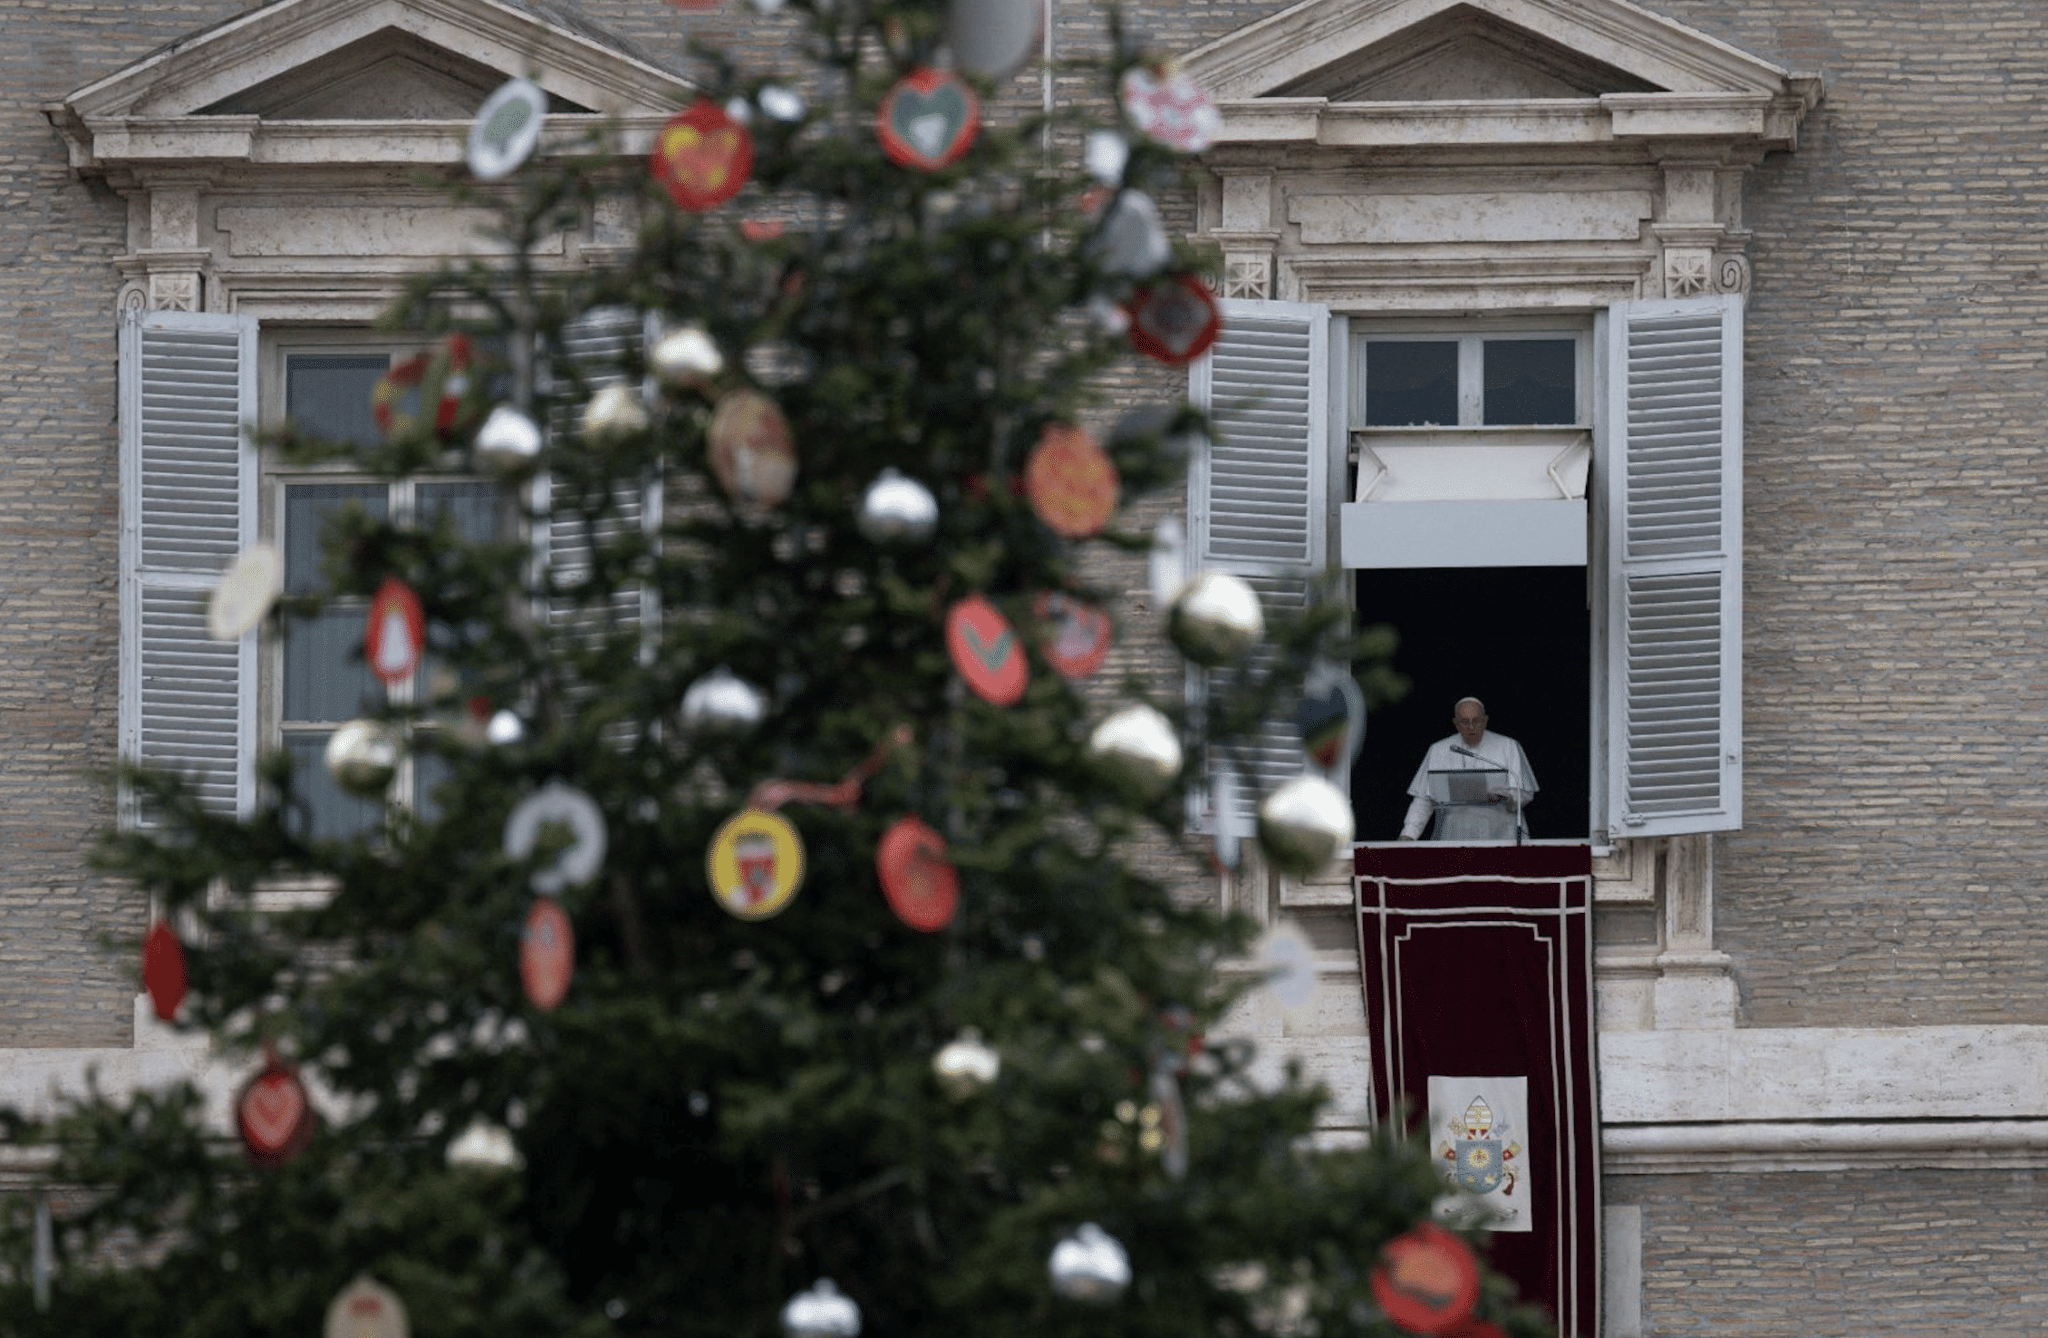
[1439,1095,1519,1198]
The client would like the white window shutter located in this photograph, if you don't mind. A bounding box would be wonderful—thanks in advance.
[1601,295,1742,837]
[1187,299,1332,831]
[540,305,660,653]
[119,309,259,825]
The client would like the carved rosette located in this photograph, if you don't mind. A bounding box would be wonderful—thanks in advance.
[1662,246,1752,299]
[1222,250,1272,300]
[147,271,201,312]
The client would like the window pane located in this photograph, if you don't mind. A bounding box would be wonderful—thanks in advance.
[1364,341,1459,426]
[284,732,384,841]
[284,608,375,723]
[286,354,390,449]
[285,484,388,595]
[418,481,501,543]
[1483,339,1577,425]
[414,747,453,824]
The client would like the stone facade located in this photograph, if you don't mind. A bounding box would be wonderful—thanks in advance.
[10,0,2048,1332]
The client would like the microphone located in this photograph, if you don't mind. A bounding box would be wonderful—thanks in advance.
[1449,743,1485,761]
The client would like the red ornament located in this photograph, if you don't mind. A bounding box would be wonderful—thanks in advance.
[652,99,754,211]
[1127,274,1223,365]
[1024,424,1119,538]
[946,595,1029,707]
[142,919,186,1022]
[1370,1222,1480,1335]
[876,816,959,932]
[236,1051,316,1168]
[520,895,575,1010]
[876,67,980,171]
[364,576,426,689]
[740,218,786,243]
[370,335,475,440]
[1033,592,1113,679]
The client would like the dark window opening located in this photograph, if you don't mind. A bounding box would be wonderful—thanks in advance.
[1351,566,1590,841]
[1363,340,1459,426]
[1483,339,1577,425]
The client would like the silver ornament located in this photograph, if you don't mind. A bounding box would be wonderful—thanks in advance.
[324,719,400,798]
[1086,705,1183,799]
[649,325,725,392]
[1085,190,1170,279]
[1048,1222,1131,1303]
[1255,775,1355,877]
[485,709,526,746]
[581,384,648,443]
[857,468,940,546]
[1167,571,1264,666]
[681,667,766,734]
[781,1279,861,1338]
[1083,128,1129,185]
[474,404,543,471]
[758,84,807,122]
[445,1116,523,1172]
[933,1028,1001,1098]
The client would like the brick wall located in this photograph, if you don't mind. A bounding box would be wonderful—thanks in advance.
[1609,1168,2048,1334]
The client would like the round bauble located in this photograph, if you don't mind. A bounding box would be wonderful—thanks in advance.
[1167,571,1264,666]
[857,468,939,546]
[1256,775,1355,876]
[933,1028,1001,1098]
[324,719,399,798]
[649,325,725,392]
[485,709,527,745]
[1048,1223,1131,1303]
[445,1116,522,1172]
[473,404,543,472]
[1086,705,1183,799]
[581,384,649,443]
[681,667,766,734]
[781,1279,861,1338]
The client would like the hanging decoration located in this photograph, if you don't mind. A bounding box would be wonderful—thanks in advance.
[1025,424,1119,538]
[932,1028,1001,1097]
[207,543,282,641]
[445,1116,524,1172]
[652,98,755,212]
[1084,190,1171,279]
[468,77,547,180]
[650,324,725,392]
[582,384,650,444]
[142,919,186,1022]
[1210,761,1245,872]
[875,68,981,171]
[781,1279,862,1338]
[520,895,575,1011]
[364,576,426,689]
[946,595,1029,706]
[1369,1223,1480,1336]
[502,781,608,895]
[1048,1223,1131,1303]
[1256,775,1355,876]
[681,667,768,734]
[1297,661,1367,772]
[325,719,400,798]
[876,815,959,932]
[758,84,807,122]
[1086,705,1183,799]
[1118,62,1222,153]
[1033,592,1113,679]
[473,404,543,472]
[1166,570,1263,665]
[707,388,797,511]
[323,1275,410,1338]
[1127,274,1223,365]
[236,1047,316,1168]
[707,808,807,920]
[1149,515,1187,610]
[744,724,912,813]
[371,335,477,441]
[1147,1061,1190,1180]
[1253,920,1316,1013]
[856,468,940,546]
[947,0,1042,79]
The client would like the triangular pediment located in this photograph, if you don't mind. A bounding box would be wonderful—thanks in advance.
[1278,6,1660,101]
[52,0,689,171]
[1187,0,1803,103]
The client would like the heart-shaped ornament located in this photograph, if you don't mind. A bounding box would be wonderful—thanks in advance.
[237,1059,314,1167]
[1127,274,1223,365]
[876,815,960,932]
[1296,662,1366,772]
[652,99,754,211]
[877,68,980,171]
[947,595,1029,706]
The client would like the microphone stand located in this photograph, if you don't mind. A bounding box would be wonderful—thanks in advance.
[1449,743,1525,845]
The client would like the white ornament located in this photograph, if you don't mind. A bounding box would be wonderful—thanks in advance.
[681,667,766,734]
[1049,1222,1131,1303]
[503,781,607,894]
[932,1029,1001,1098]
[474,404,543,471]
[856,468,940,546]
[467,78,547,181]
[445,1116,523,1171]
[581,384,648,443]
[782,1279,861,1338]
[208,543,283,641]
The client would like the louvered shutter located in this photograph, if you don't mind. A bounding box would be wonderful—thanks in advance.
[540,306,660,657]
[1187,299,1332,831]
[118,310,259,824]
[1601,295,1742,836]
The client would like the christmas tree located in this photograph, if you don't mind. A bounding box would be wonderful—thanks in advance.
[2,3,1542,1335]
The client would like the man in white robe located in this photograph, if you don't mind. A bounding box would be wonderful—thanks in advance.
[1399,697,1537,841]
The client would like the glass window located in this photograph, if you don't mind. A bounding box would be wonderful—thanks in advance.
[285,354,390,450]
[1364,341,1459,427]
[1483,339,1577,426]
